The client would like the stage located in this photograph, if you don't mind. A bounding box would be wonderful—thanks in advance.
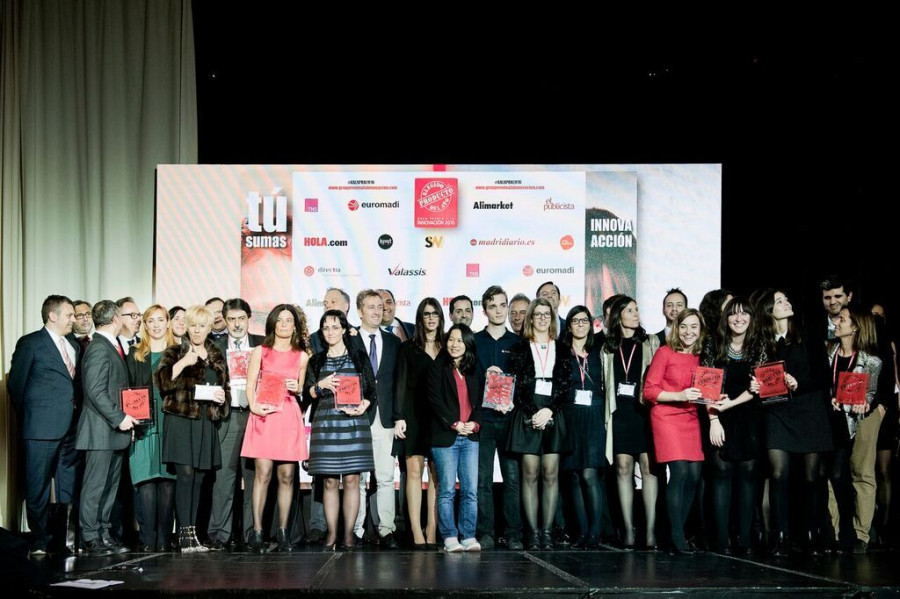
[11,544,900,598]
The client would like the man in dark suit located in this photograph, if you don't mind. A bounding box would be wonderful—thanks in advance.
[354,289,401,548]
[656,288,688,346]
[377,289,414,342]
[536,281,567,333]
[8,295,80,555]
[75,300,137,556]
[208,298,264,550]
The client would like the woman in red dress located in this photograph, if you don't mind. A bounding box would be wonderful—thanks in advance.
[643,308,707,555]
[241,304,310,553]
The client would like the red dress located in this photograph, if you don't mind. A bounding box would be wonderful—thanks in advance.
[642,345,703,463]
[241,347,308,462]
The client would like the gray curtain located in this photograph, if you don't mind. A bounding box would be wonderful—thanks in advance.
[0,0,197,528]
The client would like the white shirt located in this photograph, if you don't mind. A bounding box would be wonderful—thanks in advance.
[45,326,76,366]
[359,326,383,376]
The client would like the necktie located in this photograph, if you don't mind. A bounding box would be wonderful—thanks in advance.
[386,324,394,333]
[116,342,125,360]
[234,339,242,351]
[58,338,75,378]
[128,336,138,347]
[369,334,378,374]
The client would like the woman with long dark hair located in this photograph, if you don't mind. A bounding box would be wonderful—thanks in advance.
[428,323,482,552]
[393,298,444,549]
[643,308,707,555]
[303,309,376,551]
[701,297,766,555]
[240,304,310,552]
[560,306,606,549]
[601,295,660,549]
[753,288,832,556]
[506,298,573,550]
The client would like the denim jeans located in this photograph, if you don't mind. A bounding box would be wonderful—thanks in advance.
[476,409,522,539]
[432,436,479,541]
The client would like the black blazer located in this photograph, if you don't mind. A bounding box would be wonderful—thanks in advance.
[7,328,81,440]
[352,328,400,427]
[76,335,131,451]
[508,338,573,417]
[303,343,377,417]
[427,355,483,447]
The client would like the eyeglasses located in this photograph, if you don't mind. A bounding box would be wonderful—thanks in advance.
[74,313,92,320]
[120,312,141,320]
[422,311,440,318]
[533,313,553,320]
[570,317,591,325]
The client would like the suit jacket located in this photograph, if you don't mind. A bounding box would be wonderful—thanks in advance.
[353,327,400,427]
[7,328,80,440]
[655,329,667,346]
[426,355,483,447]
[76,335,131,451]
[384,319,414,340]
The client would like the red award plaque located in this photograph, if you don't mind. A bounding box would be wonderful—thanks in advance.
[227,349,251,385]
[121,387,152,424]
[691,367,724,404]
[836,371,868,405]
[256,371,286,412]
[483,372,515,411]
[754,361,789,404]
[334,374,362,408]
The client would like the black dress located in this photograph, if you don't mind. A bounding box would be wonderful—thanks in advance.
[506,339,573,455]
[611,337,652,456]
[393,340,437,457]
[162,365,222,470]
[764,339,833,453]
[562,346,606,470]
[709,356,763,462]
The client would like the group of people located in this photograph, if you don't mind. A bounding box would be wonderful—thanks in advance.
[8,276,898,558]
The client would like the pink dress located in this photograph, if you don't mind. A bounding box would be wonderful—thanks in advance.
[241,347,308,461]
[642,345,704,463]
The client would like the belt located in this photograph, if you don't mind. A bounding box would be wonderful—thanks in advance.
[231,405,250,412]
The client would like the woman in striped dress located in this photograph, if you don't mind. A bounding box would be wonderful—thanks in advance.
[303,309,377,551]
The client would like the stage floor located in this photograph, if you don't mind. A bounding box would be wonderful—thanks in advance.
[13,544,900,598]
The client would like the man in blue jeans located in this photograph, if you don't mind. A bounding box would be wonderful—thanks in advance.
[473,285,524,550]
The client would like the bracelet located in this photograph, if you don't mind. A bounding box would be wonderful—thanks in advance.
[314,384,322,397]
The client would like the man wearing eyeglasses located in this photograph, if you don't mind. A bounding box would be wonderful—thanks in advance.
[473,285,523,550]
[115,297,141,356]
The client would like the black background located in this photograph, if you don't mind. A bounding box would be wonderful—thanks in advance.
[191,4,894,323]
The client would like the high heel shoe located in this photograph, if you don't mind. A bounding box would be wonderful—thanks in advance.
[249,529,265,554]
[276,528,294,553]
[189,525,209,553]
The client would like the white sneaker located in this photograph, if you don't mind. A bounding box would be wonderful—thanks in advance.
[444,537,464,552]
[461,538,481,552]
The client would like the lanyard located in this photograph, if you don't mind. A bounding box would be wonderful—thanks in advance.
[832,349,857,389]
[619,343,637,382]
[533,341,551,377]
[573,348,594,390]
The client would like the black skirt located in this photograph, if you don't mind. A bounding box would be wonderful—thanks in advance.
[506,394,572,455]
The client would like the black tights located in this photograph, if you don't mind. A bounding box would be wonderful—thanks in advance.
[569,468,605,538]
[667,461,702,549]
[709,453,756,549]
[767,449,820,537]
[137,479,175,548]
[175,464,206,527]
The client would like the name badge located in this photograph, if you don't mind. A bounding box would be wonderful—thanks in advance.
[617,382,636,397]
[575,389,593,406]
[535,380,553,395]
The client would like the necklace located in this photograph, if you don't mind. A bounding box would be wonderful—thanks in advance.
[727,343,744,360]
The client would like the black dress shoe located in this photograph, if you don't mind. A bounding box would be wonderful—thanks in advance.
[379,533,399,549]
[208,540,227,551]
[82,539,115,557]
